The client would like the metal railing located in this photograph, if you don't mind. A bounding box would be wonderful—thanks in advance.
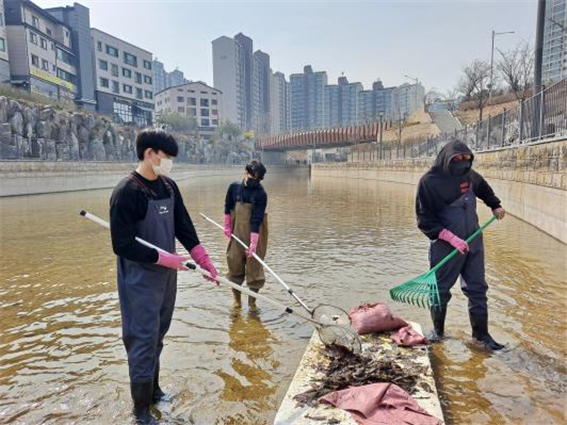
[347,78,567,162]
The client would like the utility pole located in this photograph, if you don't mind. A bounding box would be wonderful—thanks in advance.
[534,0,546,138]
[379,112,384,159]
[489,30,515,98]
[534,0,546,96]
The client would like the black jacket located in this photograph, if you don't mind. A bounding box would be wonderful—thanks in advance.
[224,181,267,233]
[109,172,200,263]
[416,140,501,240]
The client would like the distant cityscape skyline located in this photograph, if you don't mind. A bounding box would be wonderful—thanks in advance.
[33,0,537,93]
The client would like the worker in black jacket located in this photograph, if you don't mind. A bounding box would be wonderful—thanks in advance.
[110,128,218,424]
[416,140,506,350]
[223,160,268,309]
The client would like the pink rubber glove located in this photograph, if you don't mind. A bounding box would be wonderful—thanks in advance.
[246,232,259,258]
[190,244,219,285]
[224,214,232,239]
[438,229,469,255]
[156,251,189,271]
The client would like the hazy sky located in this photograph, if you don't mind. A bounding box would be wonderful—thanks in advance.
[35,0,537,93]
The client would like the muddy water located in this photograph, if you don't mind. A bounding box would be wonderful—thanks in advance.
[0,171,565,425]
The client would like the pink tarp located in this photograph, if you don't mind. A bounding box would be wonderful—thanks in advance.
[392,325,428,347]
[320,383,442,425]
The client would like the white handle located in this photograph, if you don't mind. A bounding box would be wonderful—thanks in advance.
[199,212,312,312]
[79,210,320,326]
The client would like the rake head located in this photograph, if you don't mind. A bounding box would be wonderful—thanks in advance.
[390,270,442,309]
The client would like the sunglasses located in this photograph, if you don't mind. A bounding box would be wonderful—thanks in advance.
[452,154,472,162]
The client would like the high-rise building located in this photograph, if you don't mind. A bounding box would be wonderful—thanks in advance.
[5,0,78,102]
[165,68,185,88]
[212,35,245,129]
[270,71,289,134]
[152,59,187,94]
[290,65,327,130]
[91,28,154,126]
[358,80,396,122]
[543,0,567,84]
[395,82,425,119]
[45,2,96,110]
[324,76,362,127]
[252,50,270,135]
[152,59,166,93]
[234,32,253,131]
[0,0,11,83]
[212,32,272,133]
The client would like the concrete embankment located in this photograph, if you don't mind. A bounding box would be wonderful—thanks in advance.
[313,138,567,244]
[0,161,308,197]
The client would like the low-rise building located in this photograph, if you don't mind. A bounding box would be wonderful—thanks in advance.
[45,2,96,110]
[91,28,154,126]
[5,0,78,101]
[0,0,11,83]
[155,81,222,139]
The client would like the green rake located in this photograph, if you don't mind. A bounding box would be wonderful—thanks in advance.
[390,216,497,309]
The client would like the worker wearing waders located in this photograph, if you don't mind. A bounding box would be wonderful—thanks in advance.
[223,160,268,308]
[110,128,218,424]
[416,140,506,351]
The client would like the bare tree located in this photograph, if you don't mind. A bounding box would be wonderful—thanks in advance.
[424,88,442,111]
[497,41,534,102]
[459,59,491,121]
[443,86,461,111]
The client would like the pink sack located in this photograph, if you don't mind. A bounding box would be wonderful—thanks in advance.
[392,325,428,347]
[349,303,408,335]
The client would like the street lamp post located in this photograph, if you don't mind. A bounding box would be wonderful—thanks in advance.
[379,112,384,159]
[489,30,515,97]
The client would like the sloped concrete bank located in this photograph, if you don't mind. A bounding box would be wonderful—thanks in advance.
[313,138,567,244]
[0,161,308,197]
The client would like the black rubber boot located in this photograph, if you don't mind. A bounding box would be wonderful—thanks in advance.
[427,305,447,342]
[131,381,158,425]
[469,312,505,351]
[232,288,242,308]
[152,363,167,403]
[248,288,259,309]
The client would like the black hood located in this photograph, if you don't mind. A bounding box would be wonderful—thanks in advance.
[431,140,474,175]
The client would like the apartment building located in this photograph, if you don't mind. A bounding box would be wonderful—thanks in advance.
[91,28,154,126]
[155,81,222,139]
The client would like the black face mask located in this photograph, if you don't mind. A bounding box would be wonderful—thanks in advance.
[449,160,471,176]
[245,178,259,188]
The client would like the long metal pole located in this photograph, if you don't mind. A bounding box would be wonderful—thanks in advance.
[489,30,495,98]
[199,213,312,313]
[79,210,323,326]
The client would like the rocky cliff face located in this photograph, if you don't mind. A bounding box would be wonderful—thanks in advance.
[0,96,253,164]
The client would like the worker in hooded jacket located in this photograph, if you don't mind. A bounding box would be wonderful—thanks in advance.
[416,140,506,350]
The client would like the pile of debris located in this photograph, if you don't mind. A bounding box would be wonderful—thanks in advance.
[294,345,429,407]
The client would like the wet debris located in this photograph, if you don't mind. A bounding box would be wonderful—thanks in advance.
[294,345,429,407]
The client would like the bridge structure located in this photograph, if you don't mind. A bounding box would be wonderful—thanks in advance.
[255,122,392,151]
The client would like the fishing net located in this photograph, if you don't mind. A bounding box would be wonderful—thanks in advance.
[312,305,361,355]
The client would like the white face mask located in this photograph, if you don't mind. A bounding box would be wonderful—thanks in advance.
[152,157,173,176]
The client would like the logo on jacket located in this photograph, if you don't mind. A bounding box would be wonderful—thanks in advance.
[159,204,170,215]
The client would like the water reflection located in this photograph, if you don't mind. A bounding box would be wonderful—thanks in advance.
[215,310,278,425]
[0,171,565,425]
